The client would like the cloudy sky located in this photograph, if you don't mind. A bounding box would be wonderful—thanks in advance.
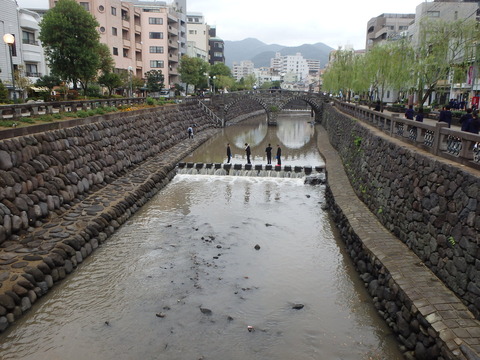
[16,0,426,49]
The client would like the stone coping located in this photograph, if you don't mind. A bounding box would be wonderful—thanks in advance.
[316,125,480,358]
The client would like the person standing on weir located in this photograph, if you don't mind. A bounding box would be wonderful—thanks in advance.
[265,143,272,164]
[245,143,251,164]
[187,126,194,139]
[226,143,232,163]
[276,144,282,166]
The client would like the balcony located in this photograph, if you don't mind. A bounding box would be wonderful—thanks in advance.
[135,42,142,50]
[123,38,131,47]
[26,72,42,78]
[136,60,143,67]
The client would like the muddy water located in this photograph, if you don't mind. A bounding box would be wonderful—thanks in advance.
[0,113,404,360]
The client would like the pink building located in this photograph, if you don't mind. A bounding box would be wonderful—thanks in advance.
[49,0,186,88]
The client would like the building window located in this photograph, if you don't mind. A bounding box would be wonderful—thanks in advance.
[149,17,163,25]
[149,46,164,53]
[80,2,89,11]
[149,32,163,39]
[123,48,129,58]
[214,52,223,57]
[25,63,39,77]
[22,31,36,45]
[112,27,117,36]
[399,26,408,31]
[427,11,440,17]
[111,6,116,15]
[113,47,118,55]
[189,30,197,35]
[150,60,164,68]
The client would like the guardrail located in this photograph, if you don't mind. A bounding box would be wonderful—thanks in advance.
[0,97,148,120]
[334,100,480,170]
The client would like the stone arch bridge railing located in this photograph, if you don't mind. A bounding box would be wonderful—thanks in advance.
[187,90,328,126]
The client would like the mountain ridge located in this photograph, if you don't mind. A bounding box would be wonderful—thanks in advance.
[224,38,334,69]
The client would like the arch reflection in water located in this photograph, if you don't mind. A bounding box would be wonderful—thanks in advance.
[184,113,320,166]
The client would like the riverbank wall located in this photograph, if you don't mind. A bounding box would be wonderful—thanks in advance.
[320,104,480,359]
[0,100,267,333]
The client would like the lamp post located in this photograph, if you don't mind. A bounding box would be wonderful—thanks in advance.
[3,33,17,103]
[127,66,133,98]
[212,75,216,94]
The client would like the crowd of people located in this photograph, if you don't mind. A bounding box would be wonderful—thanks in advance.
[404,105,480,134]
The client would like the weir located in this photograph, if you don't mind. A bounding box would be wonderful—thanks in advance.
[176,162,325,178]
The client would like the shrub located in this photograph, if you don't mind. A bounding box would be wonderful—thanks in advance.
[76,110,89,118]
[146,97,155,106]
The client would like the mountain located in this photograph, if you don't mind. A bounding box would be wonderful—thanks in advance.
[224,38,334,69]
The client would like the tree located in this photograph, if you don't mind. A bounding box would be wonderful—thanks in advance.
[178,55,210,93]
[14,66,32,100]
[144,70,165,94]
[210,63,232,77]
[39,0,101,95]
[98,72,123,96]
[0,82,8,101]
[412,19,480,105]
[35,74,61,92]
[98,43,115,75]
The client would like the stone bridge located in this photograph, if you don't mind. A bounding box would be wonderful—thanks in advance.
[195,90,328,126]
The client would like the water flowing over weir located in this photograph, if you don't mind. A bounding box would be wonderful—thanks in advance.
[0,113,404,359]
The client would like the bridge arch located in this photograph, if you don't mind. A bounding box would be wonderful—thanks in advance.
[221,90,327,126]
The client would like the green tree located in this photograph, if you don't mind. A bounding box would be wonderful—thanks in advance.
[39,0,101,95]
[210,63,232,77]
[98,72,123,96]
[98,43,115,74]
[35,74,61,92]
[178,55,210,93]
[412,18,480,105]
[145,70,165,93]
[0,81,8,101]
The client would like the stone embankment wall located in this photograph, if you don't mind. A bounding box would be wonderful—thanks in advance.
[321,104,480,359]
[0,102,230,332]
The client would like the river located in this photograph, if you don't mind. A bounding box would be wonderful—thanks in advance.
[0,113,404,360]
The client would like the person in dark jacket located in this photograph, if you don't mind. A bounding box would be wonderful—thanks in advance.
[226,143,232,163]
[245,143,251,164]
[276,144,282,166]
[467,112,480,134]
[415,108,424,122]
[438,106,452,128]
[460,108,473,132]
[265,143,272,164]
[405,105,415,120]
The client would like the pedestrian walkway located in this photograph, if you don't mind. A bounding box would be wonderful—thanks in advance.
[316,125,480,359]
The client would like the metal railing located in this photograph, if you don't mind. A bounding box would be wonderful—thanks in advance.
[334,100,480,170]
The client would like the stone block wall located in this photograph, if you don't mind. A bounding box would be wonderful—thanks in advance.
[322,105,480,318]
[0,103,213,246]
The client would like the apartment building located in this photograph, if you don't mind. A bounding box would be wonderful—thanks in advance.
[366,13,415,51]
[270,52,309,82]
[49,0,186,88]
[208,26,224,65]
[232,60,254,81]
[1,0,47,100]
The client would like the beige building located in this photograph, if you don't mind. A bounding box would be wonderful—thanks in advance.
[49,0,186,88]
[366,13,415,51]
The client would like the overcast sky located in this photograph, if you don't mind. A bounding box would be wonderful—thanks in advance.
[16,0,427,49]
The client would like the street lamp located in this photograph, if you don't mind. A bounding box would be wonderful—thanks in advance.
[212,75,216,94]
[127,66,133,97]
[3,33,17,103]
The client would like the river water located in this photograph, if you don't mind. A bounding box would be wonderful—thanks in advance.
[0,113,404,360]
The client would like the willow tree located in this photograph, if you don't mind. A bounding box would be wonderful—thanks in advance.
[39,0,101,94]
[363,40,413,105]
[322,49,357,100]
[412,18,480,105]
